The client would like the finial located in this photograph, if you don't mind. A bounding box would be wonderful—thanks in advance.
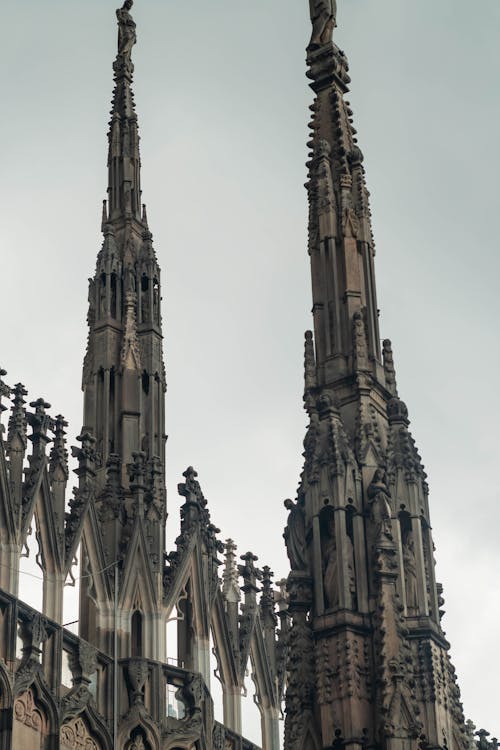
[71,432,96,487]
[382,339,398,397]
[101,200,108,231]
[7,383,27,450]
[308,0,337,50]
[0,368,9,414]
[142,204,149,228]
[238,552,262,592]
[49,415,69,480]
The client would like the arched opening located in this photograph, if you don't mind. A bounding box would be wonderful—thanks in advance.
[131,610,143,658]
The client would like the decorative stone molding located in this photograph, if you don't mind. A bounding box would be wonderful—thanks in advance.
[60,716,99,749]
[14,688,44,732]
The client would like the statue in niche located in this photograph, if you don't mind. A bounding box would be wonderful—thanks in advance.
[367,469,393,541]
[309,0,337,49]
[111,278,117,318]
[141,286,150,322]
[346,536,357,610]
[323,513,339,610]
[283,499,307,571]
[99,277,107,317]
[117,0,136,63]
[125,265,136,293]
[153,282,159,322]
[88,278,95,313]
[403,532,419,612]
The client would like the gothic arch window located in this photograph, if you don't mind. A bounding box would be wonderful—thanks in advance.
[131,610,143,657]
[142,371,150,396]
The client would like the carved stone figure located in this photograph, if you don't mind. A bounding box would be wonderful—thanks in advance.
[323,514,339,609]
[403,533,419,612]
[141,286,150,322]
[309,0,337,49]
[346,537,357,610]
[117,0,137,62]
[367,469,393,542]
[283,498,307,572]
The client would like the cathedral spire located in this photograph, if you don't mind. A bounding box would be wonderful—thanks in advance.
[284,6,468,750]
[306,1,382,392]
[83,0,165,481]
[107,0,143,224]
[80,3,166,652]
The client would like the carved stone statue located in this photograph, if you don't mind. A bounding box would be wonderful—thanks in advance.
[367,469,393,541]
[283,499,307,571]
[117,0,137,62]
[403,532,419,612]
[309,0,337,49]
[346,536,357,610]
[323,514,339,610]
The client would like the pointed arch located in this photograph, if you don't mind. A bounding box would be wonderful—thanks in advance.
[296,716,322,750]
[118,521,164,660]
[118,713,160,750]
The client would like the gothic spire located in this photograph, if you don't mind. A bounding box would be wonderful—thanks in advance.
[284,6,469,750]
[107,0,143,225]
[83,0,165,478]
[80,3,166,644]
[306,1,382,392]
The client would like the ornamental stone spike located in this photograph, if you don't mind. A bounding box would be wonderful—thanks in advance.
[0,368,9,417]
[223,539,240,604]
[382,338,398,397]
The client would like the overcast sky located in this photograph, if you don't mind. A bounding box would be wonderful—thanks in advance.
[1,0,499,739]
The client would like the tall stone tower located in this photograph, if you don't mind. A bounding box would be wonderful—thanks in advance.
[283,5,468,750]
[79,0,167,659]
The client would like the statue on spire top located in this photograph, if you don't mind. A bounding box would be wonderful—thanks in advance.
[308,0,337,49]
[116,0,136,63]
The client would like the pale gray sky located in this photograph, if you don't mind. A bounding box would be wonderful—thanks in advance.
[1,0,499,738]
